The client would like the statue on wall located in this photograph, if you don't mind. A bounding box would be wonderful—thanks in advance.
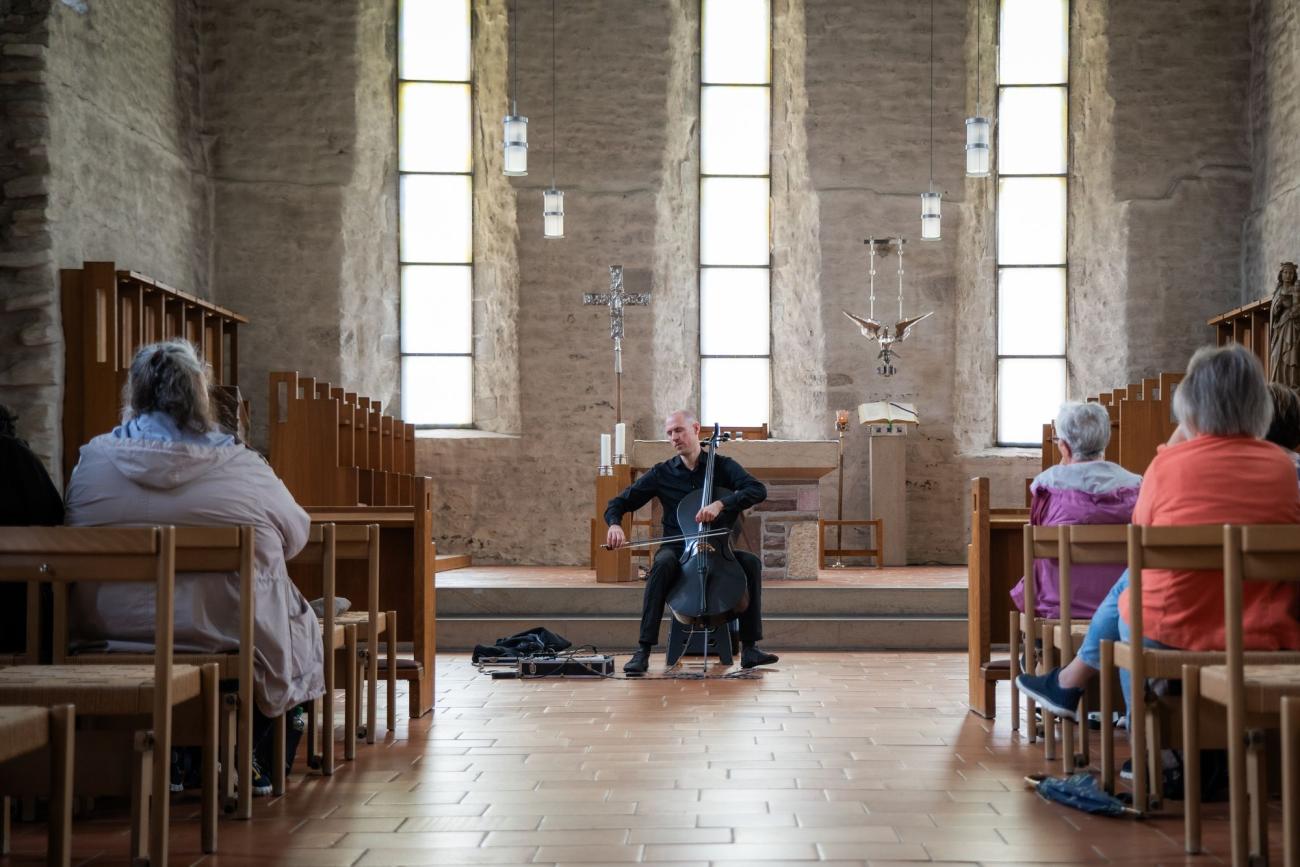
[1270,261,1300,388]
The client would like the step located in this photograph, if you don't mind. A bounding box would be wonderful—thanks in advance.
[435,553,472,572]
[437,614,967,652]
[438,585,966,618]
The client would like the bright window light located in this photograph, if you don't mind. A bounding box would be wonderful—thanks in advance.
[702,358,770,427]
[701,177,770,266]
[402,356,473,426]
[399,0,473,426]
[997,268,1066,356]
[702,0,770,84]
[997,177,1066,266]
[998,0,1067,85]
[700,269,770,355]
[400,0,472,82]
[701,86,771,176]
[998,357,1066,445]
[997,86,1067,175]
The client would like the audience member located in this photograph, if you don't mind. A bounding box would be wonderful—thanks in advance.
[0,404,64,656]
[1018,343,1300,723]
[1265,382,1300,482]
[64,340,323,794]
[1011,401,1141,619]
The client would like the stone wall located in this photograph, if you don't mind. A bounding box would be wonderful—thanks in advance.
[202,0,398,449]
[0,0,213,476]
[1244,0,1300,300]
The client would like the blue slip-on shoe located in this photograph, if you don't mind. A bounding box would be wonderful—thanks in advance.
[1016,668,1084,721]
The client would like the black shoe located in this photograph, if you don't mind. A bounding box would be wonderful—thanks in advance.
[740,646,778,669]
[623,647,650,674]
[1015,668,1083,721]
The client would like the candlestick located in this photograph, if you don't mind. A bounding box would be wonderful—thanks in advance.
[833,409,849,568]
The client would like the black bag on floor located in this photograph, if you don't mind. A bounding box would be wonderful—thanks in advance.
[472,627,573,663]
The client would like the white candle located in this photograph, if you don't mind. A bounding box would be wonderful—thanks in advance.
[614,423,626,459]
[600,433,611,467]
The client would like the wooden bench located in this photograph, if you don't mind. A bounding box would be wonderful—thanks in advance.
[270,372,436,718]
[60,262,247,484]
[967,478,1029,719]
[1039,372,1183,474]
[0,705,74,867]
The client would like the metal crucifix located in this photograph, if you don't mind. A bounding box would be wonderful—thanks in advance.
[583,265,651,423]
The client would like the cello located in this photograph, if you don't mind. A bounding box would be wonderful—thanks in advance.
[664,423,750,630]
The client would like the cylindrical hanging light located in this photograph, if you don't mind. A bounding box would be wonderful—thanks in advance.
[965,0,990,177]
[965,116,990,177]
[503,110,528,176]
[503,0,528,176]
[543,187,565,238]
[921,191,942,240]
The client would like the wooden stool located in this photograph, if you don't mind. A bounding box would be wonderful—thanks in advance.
[666,618,738,667]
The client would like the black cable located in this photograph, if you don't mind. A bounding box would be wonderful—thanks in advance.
[929,0,935,190]
[551,0,557,187]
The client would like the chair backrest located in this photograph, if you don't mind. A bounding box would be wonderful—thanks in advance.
[1125,524,1223,647]
[1222,523,1300,676]
[1020,524,1060,620]
[175,527,254,688]
[1058,524,1128,642]
[289,523,337,641]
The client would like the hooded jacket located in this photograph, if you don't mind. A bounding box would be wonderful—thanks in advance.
[1010,460,1142,620]
[64,415,323,717]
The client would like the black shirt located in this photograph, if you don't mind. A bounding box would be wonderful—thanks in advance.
[604,450,767,540]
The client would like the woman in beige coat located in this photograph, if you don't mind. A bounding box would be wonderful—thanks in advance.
[65,340,323,791]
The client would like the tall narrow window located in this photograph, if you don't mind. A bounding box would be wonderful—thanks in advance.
[699,0,771,428]
[399,0,474,427]
[995,0,1068,445]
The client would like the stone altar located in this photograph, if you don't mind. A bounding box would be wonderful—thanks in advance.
[630,439,838,580]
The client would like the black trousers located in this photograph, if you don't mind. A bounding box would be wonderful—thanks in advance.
[639,544,763,647]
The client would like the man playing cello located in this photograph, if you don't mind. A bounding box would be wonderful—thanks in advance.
[604,410,779,673]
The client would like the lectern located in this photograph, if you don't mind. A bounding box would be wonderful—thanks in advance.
[859,402,918,566]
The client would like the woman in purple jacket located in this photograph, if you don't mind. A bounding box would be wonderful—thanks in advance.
[1010,401,1141,620]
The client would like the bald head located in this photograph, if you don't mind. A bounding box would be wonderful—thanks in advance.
[664,409,703,462]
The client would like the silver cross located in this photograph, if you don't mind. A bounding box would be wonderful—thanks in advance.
[583,265,651,341]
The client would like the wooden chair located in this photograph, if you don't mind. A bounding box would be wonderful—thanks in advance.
[0,526,220,865]
[333,524,397,746]
[1182,525,1300,864]
[67,526,256,816]
[0,705,74,867]
[1046,524,1128,772]
[1101,525,1300,816]
[1009,524,1060,751]
[292,524,349,774]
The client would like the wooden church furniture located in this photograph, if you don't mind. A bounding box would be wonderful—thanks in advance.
[0,704,74,867]
[1009,524,1060,752]
[1046,524,1127,772]
[60,262,247,484]
[271,372,436,718]
[966,477,1029,719]
[0,526,220,865]
[1208,296,1272,378]
[816,518,883,568]
[1038,372,1183,476]
[1181,525,1300,863]
[331,523,397,745]
[66,526,257,817]
[290,523,351,775]
[705,423,769,441]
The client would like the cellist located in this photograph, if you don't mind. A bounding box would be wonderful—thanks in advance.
[604,409,779,673]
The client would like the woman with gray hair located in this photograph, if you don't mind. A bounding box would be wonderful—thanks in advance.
[1010,400,1141,620]
[1019,343,1300,738]
[64,340,322,795]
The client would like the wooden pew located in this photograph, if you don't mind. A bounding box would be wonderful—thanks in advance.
[60,262,247,484]
[967,477,1029,718]
[1208,296,1271,377]
[1039,372,1183,475]
[270,377,435,718]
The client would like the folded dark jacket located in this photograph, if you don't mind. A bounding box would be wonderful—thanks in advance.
[472,626,572,663]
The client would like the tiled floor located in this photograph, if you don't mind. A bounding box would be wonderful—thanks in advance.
[1,651,1285,865]
[437,566,967,590]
